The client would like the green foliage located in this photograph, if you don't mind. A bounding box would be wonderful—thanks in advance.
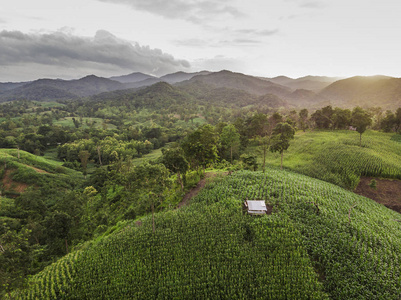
[14,168,401,299]
[270,122,295,169]
[191,170,401,299]
[220,124,240,163]
[351,107,372,146]
[240,154,258,171]
[182,124,219,169]
[11,178,330,299]
[161,147,188,190]
[58,137,153,165]
[256,130,401,189]
[368,179,377,189]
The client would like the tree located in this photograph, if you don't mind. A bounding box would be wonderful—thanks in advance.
[351,107,372,146]
[395,107,401,133]
[129,163,171,233]
[79,150,90,178]
[270,122,295,169]
[182,124,219,171]
[161,147,189,191]
[332,108,351,129]
[380,110,397,132]
[299,108,309,132]
[0,226,44,298]
[220,124,240,164]
[311,105,333,129]
[44,211,73,255]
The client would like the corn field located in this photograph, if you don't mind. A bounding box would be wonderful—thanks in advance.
[262,130,401,189]
[10,168,401,299]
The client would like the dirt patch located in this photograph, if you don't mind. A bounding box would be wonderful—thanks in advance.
[265,204,273,215]
[354,177,401,213]
[23,164,49,174]
[178,172,227,208]
[2,170,29,193]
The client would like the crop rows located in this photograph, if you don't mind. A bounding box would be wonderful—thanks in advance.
[14,250,82,300]
[265,130,401,189]
[11,188,327,299]
[193,170,401,298]
[11,168,401,299]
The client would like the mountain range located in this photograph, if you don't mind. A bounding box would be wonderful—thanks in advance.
[0,70,400,110]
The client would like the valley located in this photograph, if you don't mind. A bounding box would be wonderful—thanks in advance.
[1,70,401,299]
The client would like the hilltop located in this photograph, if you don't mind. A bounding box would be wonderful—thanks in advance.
[9,168,401,299]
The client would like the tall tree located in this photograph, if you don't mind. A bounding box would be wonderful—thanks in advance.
[161,147,189,191]
[182,124,219,171]
[129,163,171,233]
[380,110,397,132]
[79,150,91,179]
[299,108,309,132]
[270,122,295,169]
[332,108,351,129]
[351,107,372,146]
[311,105,334,129]
[220,124,240,164]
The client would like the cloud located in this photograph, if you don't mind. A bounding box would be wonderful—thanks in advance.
[173,28,277,48]
[235,29,279,36]
[96,0,243,23]
[0,30,190,81]
[300,1,325,8]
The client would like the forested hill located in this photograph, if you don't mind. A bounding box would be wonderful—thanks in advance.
[319,76,401,109]
[0,75,124,101]
[180,70,292,97]
[1,70,401,109]
[266,75,340,92]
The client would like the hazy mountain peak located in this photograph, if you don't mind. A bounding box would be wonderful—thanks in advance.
[110,72,156,83]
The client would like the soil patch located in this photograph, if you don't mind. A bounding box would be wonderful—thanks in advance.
[265,204,273,215]
[23,164,49,174]
[178,172,227,208]
[2,170,29,193]
[355,177,401,213]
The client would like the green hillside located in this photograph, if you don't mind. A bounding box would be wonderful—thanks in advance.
[253,130,401,189]
[10,169,401,299]
[0,148,82,196]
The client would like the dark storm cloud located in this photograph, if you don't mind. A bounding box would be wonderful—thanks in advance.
[96,0,243,23]
[0,30,190,78]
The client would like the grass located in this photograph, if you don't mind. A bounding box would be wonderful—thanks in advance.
[131,148,164,166]
[0,148,83,192]
[249,130,401,189]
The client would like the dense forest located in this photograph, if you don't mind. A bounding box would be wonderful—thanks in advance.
[1,71,401,299]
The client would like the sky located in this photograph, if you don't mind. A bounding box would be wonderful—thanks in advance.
[1,0,400,82]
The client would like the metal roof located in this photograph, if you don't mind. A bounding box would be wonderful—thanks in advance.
[246,200,267,212]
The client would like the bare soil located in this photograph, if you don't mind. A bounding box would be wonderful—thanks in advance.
[178,172,227,208]
[354,177,401,213]
[2,170,29,193]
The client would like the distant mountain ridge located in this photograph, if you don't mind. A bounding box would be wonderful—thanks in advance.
[0,75,124,101]
[1,71,400,109]
[319,76,401,109]
[180,70,291,97]
[109,72,156,83]
[266,75,341,92]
